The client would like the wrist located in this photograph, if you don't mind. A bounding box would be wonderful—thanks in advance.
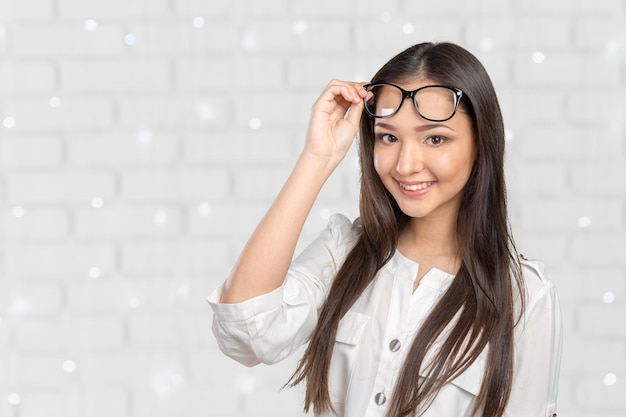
[297,150,342,178]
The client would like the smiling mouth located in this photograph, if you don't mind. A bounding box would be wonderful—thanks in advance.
[399,181,434,191]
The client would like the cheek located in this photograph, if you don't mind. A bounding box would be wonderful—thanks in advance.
[434,153,474,182]
[372,147,385,175]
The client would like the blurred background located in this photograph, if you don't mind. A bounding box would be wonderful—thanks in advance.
[0,0,625,416]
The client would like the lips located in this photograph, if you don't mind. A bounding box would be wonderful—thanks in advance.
[398,181,434,191]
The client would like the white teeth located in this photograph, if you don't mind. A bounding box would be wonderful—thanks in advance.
[400,181,433,191]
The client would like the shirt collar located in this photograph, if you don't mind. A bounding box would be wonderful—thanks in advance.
[386,249,456,293]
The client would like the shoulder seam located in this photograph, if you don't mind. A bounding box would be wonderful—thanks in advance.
[519,257,548,283]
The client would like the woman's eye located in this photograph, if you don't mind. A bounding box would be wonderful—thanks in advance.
[378,133,398,144]
[426,136,445,146]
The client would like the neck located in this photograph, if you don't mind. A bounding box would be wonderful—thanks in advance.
[400,213,459,257]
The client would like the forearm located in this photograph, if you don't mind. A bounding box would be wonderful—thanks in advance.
[219,79,366,304]
[219,152,337,304]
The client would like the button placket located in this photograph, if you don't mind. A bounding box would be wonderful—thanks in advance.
[365,265,413,416]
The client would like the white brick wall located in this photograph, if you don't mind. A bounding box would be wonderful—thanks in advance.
[0,1,624,416]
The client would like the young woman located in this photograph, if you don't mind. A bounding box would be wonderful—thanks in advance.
[209,42,562,417]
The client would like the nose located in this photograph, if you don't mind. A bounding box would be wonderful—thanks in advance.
[393,101,424,176]
[395,141,424,176]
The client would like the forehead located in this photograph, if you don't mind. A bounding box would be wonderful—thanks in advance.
[392,77,440,90]
[374,90,473,133]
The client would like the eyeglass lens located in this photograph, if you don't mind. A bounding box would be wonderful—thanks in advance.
[365,84,458,121]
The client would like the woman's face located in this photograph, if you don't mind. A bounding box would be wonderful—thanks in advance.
[373,78,476,223]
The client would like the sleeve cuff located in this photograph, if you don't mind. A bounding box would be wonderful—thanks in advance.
[207,281,286,323]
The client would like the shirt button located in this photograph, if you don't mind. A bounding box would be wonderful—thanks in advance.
[389,338,401,352]
[374,392,386,405]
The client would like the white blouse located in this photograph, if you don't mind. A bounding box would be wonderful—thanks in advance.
[208,214,562,417]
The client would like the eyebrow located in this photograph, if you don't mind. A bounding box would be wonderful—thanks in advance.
[374,121,456,132]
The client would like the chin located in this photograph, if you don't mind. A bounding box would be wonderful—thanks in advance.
[396,205,432,219]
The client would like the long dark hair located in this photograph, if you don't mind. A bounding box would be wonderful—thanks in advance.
[289,42,524,417]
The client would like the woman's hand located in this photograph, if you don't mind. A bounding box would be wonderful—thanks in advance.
[303,80,368,164]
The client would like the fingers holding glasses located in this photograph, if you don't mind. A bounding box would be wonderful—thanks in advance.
[305,80,368,161]
[312,80,367,115]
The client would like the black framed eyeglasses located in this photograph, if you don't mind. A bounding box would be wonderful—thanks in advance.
[363,83,463,122]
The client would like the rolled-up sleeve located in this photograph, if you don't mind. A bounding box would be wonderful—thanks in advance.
[505,260,563,417]
[208,214,360,367]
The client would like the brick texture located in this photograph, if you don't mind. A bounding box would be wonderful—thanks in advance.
[0,1,625,416]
